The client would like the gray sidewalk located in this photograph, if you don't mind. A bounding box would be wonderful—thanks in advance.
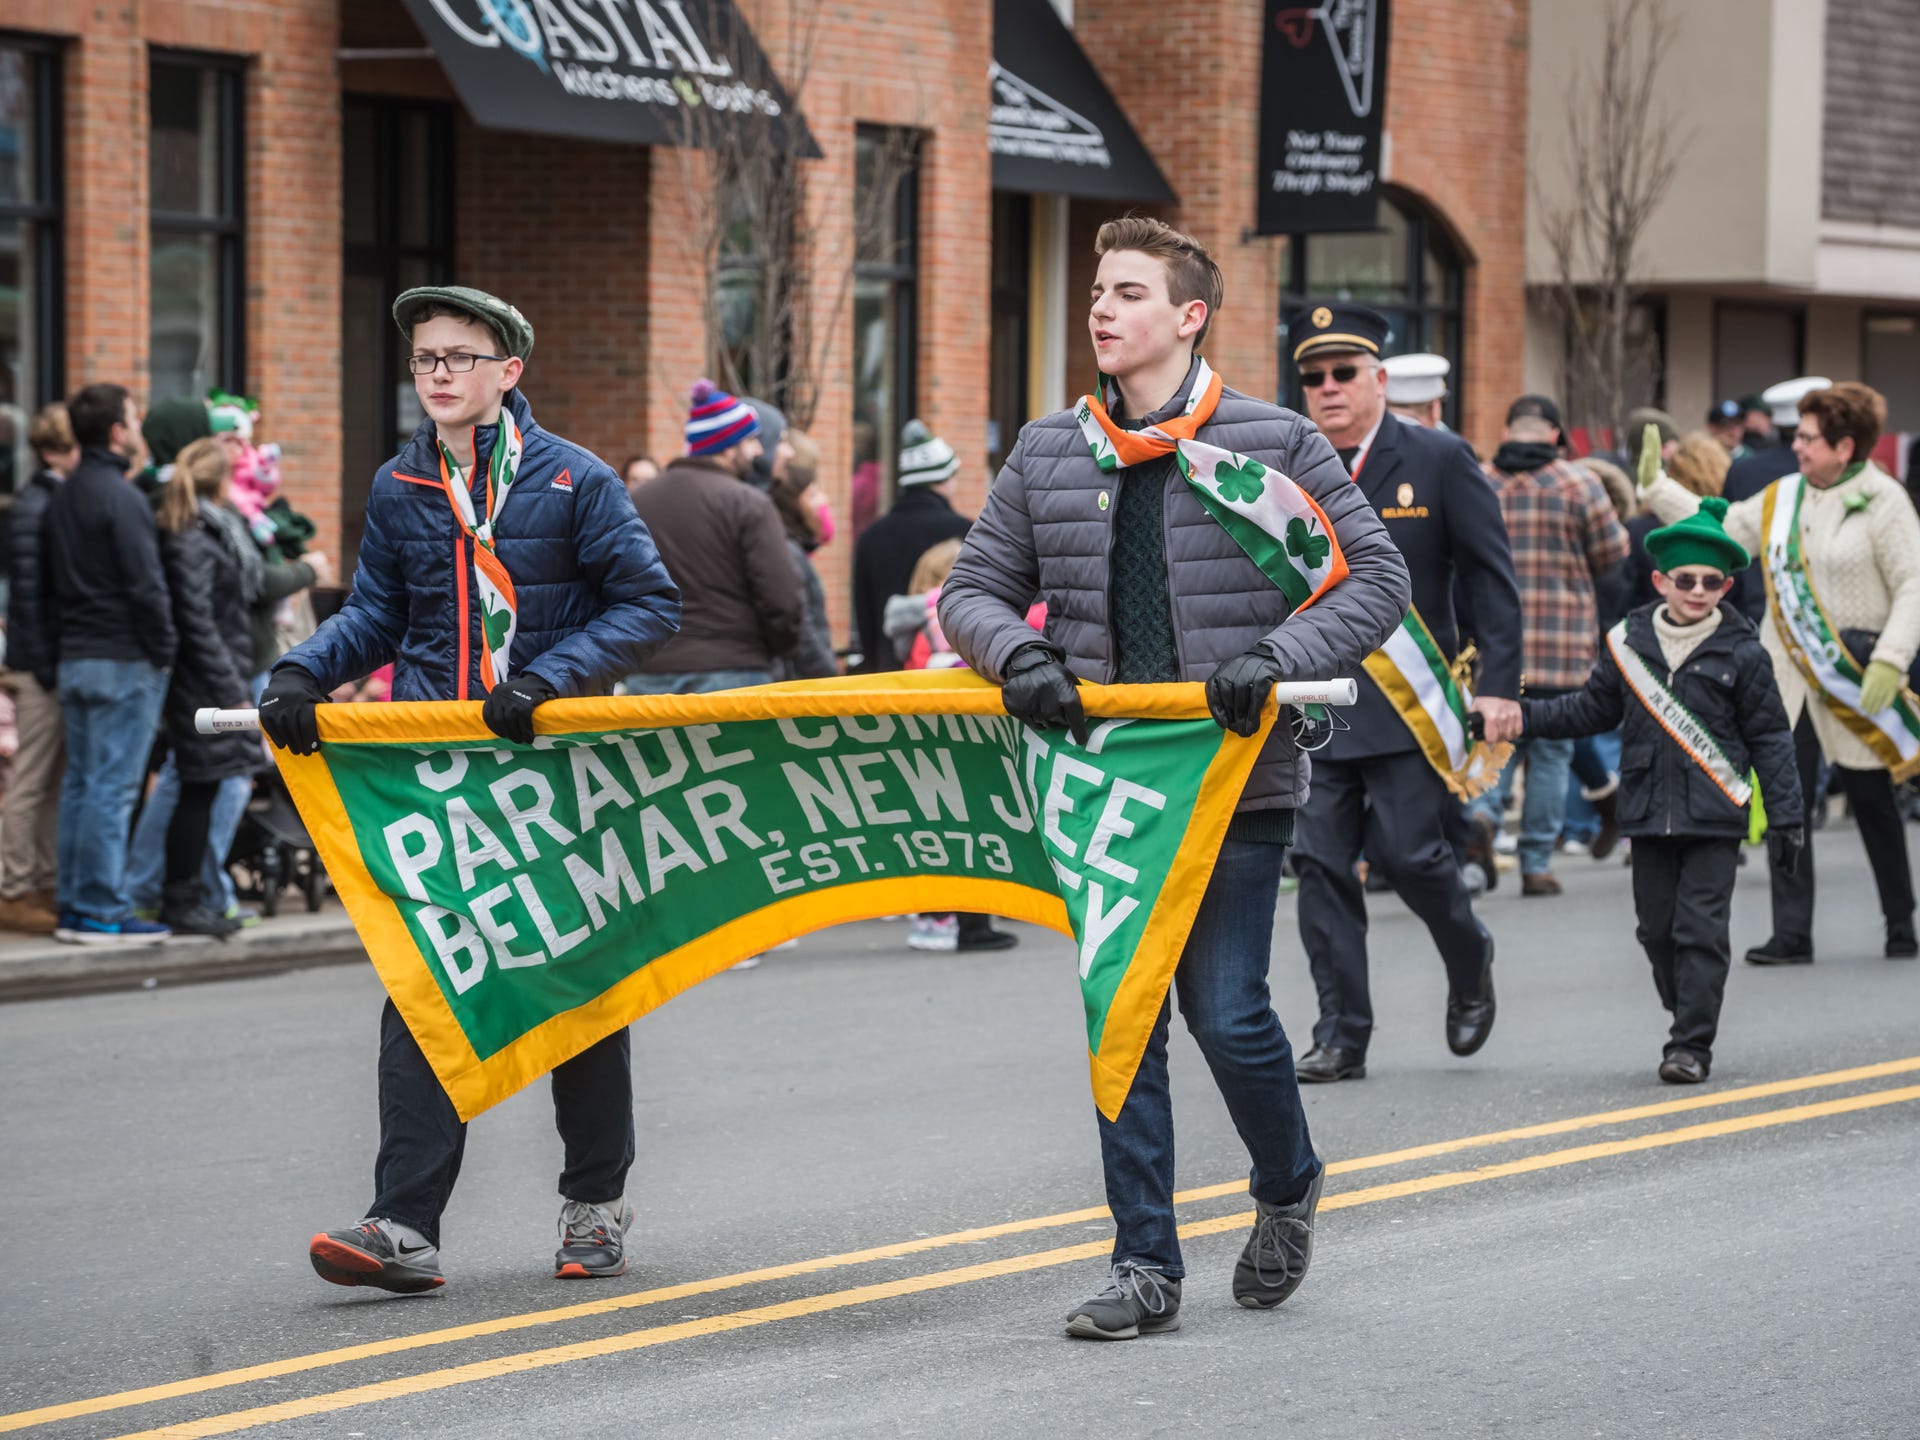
[0,903,366,1001]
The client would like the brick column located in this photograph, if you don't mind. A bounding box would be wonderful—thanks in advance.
[1074,0,1278,400]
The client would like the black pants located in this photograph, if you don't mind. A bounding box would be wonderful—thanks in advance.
[1294,750,1490,1055]
[163,780,218,900]
[1631,836,1739,1062]
[370,1000,635,1246]
[1771,711,1915,945]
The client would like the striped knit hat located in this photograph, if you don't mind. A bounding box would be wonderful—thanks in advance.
[898,419,958,486]
[686,378,760,456]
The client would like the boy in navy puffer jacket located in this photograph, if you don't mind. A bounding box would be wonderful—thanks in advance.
[261,286,680,1295]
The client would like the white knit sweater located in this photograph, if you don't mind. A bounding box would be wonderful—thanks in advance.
[1653,605,1723,672]
[1643,464,1920,770]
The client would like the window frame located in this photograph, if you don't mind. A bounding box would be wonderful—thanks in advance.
[1277,189,1464,428]
[0,32,65,420]
[340,93,456,571]
[148,48,247,398]
[851,124,921,520]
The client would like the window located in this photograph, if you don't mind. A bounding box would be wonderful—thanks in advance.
[149,54,243,404]
[0,37,61,498]
[341,96,454,570]
[850,126,919,542]
[714,161,792,403]
[1715,303,1803,411]
[987,192,1031,476]
[1278,190,1463,427]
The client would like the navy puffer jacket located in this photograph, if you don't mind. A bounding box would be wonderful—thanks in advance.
[279,389,680,700]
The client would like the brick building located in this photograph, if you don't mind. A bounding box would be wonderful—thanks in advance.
[0,0,1529,649]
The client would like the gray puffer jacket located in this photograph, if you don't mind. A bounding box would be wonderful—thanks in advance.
[939,375,1410,812]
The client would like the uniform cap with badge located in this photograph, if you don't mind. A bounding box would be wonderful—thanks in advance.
[1286,301,1391,365]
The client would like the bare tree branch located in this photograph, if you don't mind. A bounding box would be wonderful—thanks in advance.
[1534,0,1682,447]
[668,0,923,431]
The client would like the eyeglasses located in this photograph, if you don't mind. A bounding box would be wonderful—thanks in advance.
[1667,573,1733,592]
[1792,430,1824,446]
[407,352,509,375]
[1299,365,1363,388]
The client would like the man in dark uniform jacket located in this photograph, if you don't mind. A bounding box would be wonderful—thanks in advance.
[1287,303,1524,1082]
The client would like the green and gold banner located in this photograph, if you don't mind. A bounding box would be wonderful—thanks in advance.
[273,672,1273,1123]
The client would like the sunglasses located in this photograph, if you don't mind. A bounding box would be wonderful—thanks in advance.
[1667,573,1733,592]
[1300,365,1363,388]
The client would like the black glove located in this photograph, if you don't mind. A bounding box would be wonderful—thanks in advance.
[1000,644,1088,745]
[1206,649,1286,738]
[258,665,328,755]
[482,673,558,745]
[1767,826,1806,878]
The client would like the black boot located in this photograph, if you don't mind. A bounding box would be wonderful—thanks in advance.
[161,882,240,939]
[1888,916,1918,960]
[1585,776,1621,861]
[955,913,1018,951]
[1744,935,1813,966]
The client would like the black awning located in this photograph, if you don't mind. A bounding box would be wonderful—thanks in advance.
[989,0,1175,205]
[402,0,819,157]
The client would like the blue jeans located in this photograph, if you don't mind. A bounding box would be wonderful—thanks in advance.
[55,658,168,923]
[1097,840,1320,1277]
[1561,731,1621,843]
[127,758,251,912]
[624,669,772,695]
[1469,735,1575,876]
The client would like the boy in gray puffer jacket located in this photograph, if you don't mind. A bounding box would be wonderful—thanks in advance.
[941,216,1408,1341]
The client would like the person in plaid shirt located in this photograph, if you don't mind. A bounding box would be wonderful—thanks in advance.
[1465,395,1632,895]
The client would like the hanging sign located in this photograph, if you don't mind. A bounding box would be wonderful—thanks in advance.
[1255,0,1391,235]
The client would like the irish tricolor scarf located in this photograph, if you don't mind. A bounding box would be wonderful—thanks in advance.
[438,413,525,691]
[1363,611,1510,800]
[1074,359,1349,614]
[272,673,1273,1123]
[1761,474,1920,781]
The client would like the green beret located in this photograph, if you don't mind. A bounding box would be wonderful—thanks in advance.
[1646,495,1751,575]
[393,285,534,361]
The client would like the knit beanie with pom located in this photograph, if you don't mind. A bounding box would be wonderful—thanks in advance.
[686,378,760,457]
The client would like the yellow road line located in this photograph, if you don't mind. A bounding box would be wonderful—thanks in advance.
[7,1053,1918,1436]
[99,1083,1920,1440]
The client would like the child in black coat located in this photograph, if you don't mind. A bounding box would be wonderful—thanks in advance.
[1514,498,1803,1082]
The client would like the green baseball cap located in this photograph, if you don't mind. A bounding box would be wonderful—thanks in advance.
[392,285,535,361]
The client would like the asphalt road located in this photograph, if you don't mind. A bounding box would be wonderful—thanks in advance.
[3,827,1918,1439]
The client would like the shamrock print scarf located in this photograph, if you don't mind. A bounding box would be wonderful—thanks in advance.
[436,412,525,690]
[1074,358,1348,614]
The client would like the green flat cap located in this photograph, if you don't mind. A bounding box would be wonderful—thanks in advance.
[393,285,534,361]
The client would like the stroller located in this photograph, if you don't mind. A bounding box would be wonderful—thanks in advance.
[227,761,329,917]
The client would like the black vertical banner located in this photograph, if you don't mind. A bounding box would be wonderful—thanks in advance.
[1255,0,1391,235]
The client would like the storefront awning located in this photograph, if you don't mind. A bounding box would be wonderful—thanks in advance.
[401,0,819,157]
[989,0,1175,205]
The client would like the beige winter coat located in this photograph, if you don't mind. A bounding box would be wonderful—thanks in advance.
[1643,463,1920,770]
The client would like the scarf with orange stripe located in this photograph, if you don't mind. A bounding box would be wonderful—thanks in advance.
[437,413,525,690]
[1074,358,1347,615]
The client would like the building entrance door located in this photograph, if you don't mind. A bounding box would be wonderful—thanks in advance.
[341,95,453,570]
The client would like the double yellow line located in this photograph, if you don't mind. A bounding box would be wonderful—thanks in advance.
[9,1057,1919,1439]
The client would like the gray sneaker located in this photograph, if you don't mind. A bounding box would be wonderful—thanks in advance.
[1233,1168,1324,1309]
[309,1217,444,1293]
[555,1196,635,1278]
[1063,1262,1182,1339]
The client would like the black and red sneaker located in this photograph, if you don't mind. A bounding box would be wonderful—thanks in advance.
[554,1197,634,1279]
[309,1218,445,1293]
